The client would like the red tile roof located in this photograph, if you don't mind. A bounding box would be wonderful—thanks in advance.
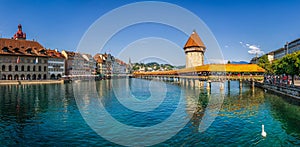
[0,38,47,57]
[46,49,65,59]
[184,31,206,49]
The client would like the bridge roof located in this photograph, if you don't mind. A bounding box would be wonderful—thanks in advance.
[180,64,266,73]
[134,64,265,75]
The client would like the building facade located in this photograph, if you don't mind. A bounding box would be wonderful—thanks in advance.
[252,38,300,63]
[0,25,48,80]
[184,31,206,68]
[62,50,95,76]
[286,38,300,54]
[94,53,128,77]
[46,49,65,79]
[94,53,107,76]
[114,59,127,75]
[82,53,96,75]
[273,48,285,60]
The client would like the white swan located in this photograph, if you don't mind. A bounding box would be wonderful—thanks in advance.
[261,124,267,137]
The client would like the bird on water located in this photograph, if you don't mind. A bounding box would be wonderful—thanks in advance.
[261,124,267,137]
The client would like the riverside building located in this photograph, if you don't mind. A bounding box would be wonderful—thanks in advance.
[250,38,300,63]
[0,24,48,80]
[94,53,128,77]
[46,49,65,79]
[61,50,95,76]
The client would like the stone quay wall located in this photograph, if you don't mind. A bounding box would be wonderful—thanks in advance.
[255,82,300,100]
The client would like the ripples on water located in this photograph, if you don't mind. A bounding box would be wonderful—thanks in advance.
[0,79,300,146]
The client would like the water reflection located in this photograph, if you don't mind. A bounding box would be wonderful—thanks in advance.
[1,80,300,146]
[268,93,300,140]
[0,84,83,146]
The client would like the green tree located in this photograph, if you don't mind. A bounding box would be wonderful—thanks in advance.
[273,51,300,85]
[258,55,273,74]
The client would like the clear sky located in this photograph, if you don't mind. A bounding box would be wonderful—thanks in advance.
[1,0,299,65]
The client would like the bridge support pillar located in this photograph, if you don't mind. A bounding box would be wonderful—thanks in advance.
[206,80,211,90]
[190,79,194,88]
[175,77,179,83]
[184,79,187,86]
[194,80,200,88]
[251,80,255,89]
[220,82,224,90]
[227,80,230,92]
[200,81,204,88]
[239,79,243,94]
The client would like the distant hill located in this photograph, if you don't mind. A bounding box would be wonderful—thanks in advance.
[230,61,249,64]
[175,65,185,69]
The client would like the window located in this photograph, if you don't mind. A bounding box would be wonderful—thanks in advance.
[13,48,19,52]
[2,47,9,52]
[38,66,41,72]
[26,48,32,54]
[33,66,36,71]
[44,66,47,71]
[9,65,12,71]
[27,66,30,71]
[15,65,18,71]
[2,65,5,71]
[21,65,24,71]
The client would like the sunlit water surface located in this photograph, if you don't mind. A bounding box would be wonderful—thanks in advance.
[0,78,300,146]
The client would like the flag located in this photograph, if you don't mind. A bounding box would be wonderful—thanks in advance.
[17,56,20,63]
[35,57,38,64]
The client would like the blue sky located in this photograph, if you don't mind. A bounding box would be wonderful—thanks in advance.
[0,0,299,65]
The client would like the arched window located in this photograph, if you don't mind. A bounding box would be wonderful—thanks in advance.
[50,74,55,79]
[20,74,25,80]
[33,66,36,71]
[32,74,36,80]
[9,65,12,71]
[44,66,47,71]
[21,65,25,71]
[26,74,31,80]
[38,74,41,80]
[2,74,6,80]
[27,66,30,71]
[43,74,47,80]
[2,65,5,71]
[15,65,18,71]
[8,74,12,80]
[38,66,41,72]
[14,74,19,80]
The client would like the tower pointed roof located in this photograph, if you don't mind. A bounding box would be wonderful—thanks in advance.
[184,30,206,49]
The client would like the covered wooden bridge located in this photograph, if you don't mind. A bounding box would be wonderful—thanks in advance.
[133,64,265,89]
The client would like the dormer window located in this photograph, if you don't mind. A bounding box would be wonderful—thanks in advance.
[39,49,46,54]
[2,47,9,52]
[13,48,19,52]
[26,48,32,54]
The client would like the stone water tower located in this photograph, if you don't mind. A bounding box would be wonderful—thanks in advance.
[183,30,206,68]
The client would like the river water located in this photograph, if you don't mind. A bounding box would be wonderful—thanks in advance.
[0,78,300,146]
